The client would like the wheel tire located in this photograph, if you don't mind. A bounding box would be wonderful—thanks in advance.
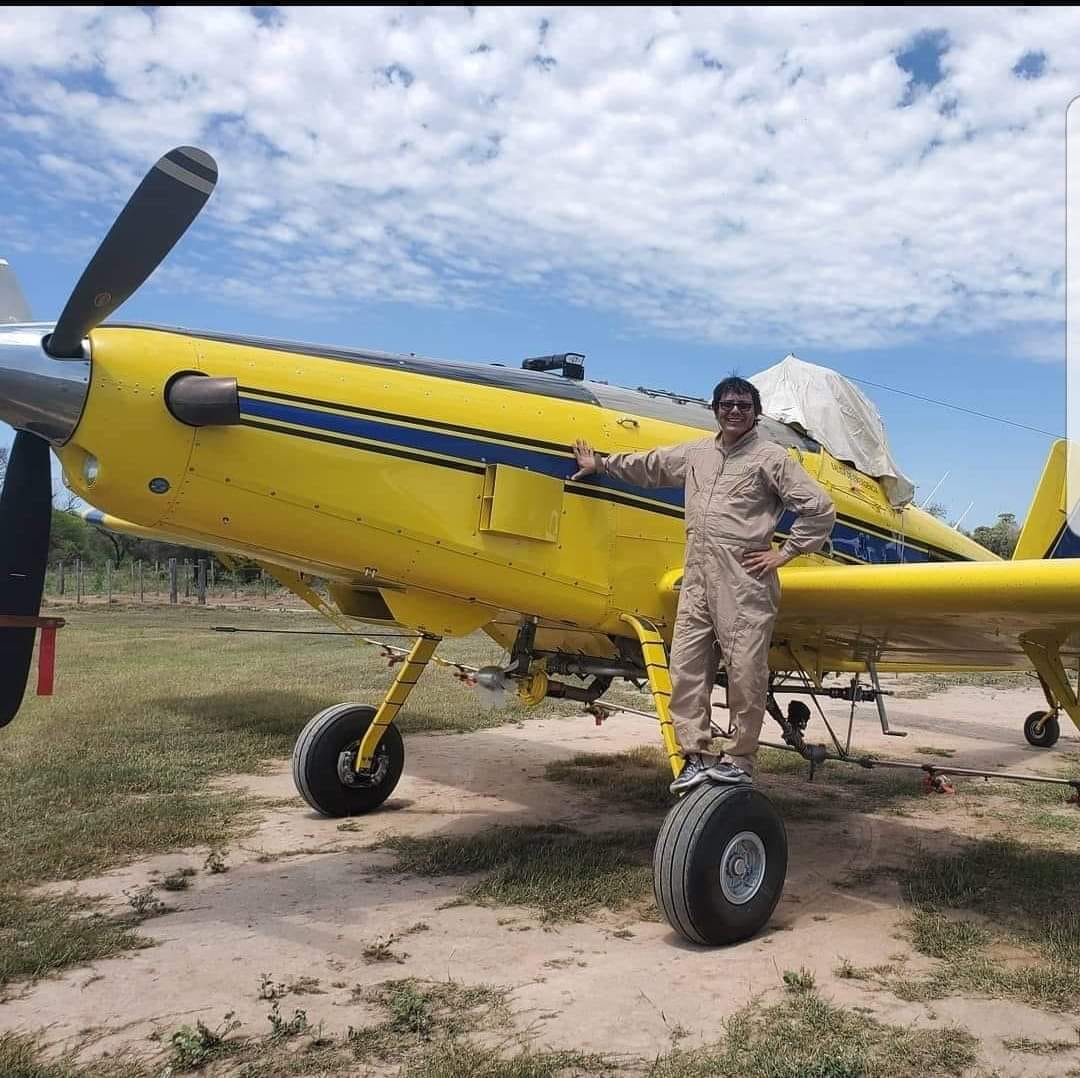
[292,703,404,817]
[1023,710,1060,749]
[653,784,787,946]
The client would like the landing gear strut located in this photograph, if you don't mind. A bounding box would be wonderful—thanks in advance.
[292,634,440,817]
[620,613,787,946]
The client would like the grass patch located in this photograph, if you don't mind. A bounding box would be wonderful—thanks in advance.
[544,746,673,811]
[893,671,1034,698]
[914,746,956,758]
[647,989,977,1077]
[0,986,980,1078]
[167,1012,243,1069]
[1002,1034,1079,1053]
[887,957,1080,1011]
[0,609,590,987]
[2,610,567,888]
[0,1032,148,1078]
[902,839,1080,965]
[376,824,654,922]
[905,910,989,961]
[1019,809,1080,837]
[160,868,195,891]
[362,934,409,964]
[0,891,149,992]
[348,978,512,1062]
[400,1041,616,1077]
[848,838,1080,1011]
[834,957,899,982]
[782,968,816,992]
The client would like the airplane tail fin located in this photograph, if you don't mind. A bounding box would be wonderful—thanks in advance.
[1013,440,1080,559]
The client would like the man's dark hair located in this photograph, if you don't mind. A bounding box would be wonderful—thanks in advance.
[711,375,762,418]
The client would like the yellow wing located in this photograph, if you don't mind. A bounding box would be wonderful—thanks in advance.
[776,559,1080,670]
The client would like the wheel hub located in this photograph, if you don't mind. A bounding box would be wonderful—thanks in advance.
[719,831,767,905]
[337,743,389,788]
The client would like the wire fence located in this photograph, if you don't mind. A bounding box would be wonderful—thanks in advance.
[43,558,297,605]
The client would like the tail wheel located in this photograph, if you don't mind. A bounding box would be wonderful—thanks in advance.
[1023,710,1061,749]
[292,704,404,817]
[653,785,787,946]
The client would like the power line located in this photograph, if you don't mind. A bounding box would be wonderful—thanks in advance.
[847,375,1062,439]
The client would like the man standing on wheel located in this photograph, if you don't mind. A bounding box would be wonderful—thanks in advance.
[571,376,835,794]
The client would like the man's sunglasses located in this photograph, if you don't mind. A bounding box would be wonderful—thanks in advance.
[717,401,755,413]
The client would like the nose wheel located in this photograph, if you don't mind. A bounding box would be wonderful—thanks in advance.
[292,703,404,816]
[653,785,787,946]
[1023,709,1061,749]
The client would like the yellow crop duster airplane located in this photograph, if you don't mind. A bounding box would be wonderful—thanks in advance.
[3,147,1080,946]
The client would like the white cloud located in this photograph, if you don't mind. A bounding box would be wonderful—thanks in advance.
[0,5,1076,354]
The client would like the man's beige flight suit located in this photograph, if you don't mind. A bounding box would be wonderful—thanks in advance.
[598,427,835,773]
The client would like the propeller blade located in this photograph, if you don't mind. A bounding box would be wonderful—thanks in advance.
[0,431,52,727]
[47,146,218,357]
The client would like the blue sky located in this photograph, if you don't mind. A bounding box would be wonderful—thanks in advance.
[1,7,1075,526]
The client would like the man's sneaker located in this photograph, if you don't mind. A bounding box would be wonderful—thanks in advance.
[669,756,753,794]
[669,754,714,794]
[710,761,753,785]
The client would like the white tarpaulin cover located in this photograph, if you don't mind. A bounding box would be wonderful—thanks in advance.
[750,354,915,507]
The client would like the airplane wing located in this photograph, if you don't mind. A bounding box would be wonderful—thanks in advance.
[775,559,1080,669]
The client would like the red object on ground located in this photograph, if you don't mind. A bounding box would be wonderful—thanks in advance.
[0,616,64,697]
[37,625,57,696]
[922,773,956,795]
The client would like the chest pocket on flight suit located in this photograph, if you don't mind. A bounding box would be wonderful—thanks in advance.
[713,462,758,498]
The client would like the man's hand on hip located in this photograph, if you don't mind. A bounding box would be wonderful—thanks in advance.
[742,548,789,578]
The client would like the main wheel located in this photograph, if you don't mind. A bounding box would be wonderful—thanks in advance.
[653,784,787,946]
[292,703,404,817]
[1023,710,1060,749]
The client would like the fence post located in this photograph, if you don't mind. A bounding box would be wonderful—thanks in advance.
[169,558,178,604]
[183,561,190,598]
[197,559,207,605]
[106,562,112,604]
[261,570,268,599]
[209,561,215,589]
[58,561,65,596]
[138,560,144,603]
[75,558,82,604]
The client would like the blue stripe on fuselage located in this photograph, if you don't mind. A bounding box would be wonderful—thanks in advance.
[238,395,958,565]
[239,395,684,509]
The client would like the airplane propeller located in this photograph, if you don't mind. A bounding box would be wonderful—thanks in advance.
[0,431,51,726]
[47,147,217,358]
[0,145,218,726]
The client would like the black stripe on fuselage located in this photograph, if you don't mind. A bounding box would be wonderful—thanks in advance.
[239,384,573,455]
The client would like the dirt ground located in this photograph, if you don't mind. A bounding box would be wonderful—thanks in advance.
[3,682,1080,1075]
